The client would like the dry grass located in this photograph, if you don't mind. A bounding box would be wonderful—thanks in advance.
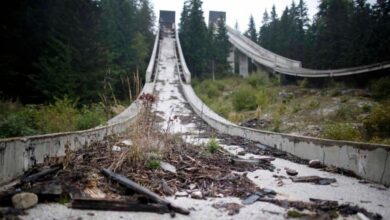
[109,93,184,172]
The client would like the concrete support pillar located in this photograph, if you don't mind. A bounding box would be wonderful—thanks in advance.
[227,48,235,73]
[238,52,249,77]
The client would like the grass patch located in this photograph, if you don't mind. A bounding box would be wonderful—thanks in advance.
[207,137,220,154]
[246,71,269,88]
[146,159,161,170]
[322,123,362,142]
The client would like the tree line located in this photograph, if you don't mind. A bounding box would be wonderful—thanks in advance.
[0,0,155,104]
[179,0,231,78]
[246,0,390,69]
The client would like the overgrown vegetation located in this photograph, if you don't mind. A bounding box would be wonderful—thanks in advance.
[363,103,390,141]
[232,86,258,111]
[0,97,109,138]
[194,73,390,144]
[322,123,361,141]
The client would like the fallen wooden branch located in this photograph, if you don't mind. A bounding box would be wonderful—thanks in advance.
[230,158,273,165]
[290,176,336,185]
[101,168,190,215]
[71,197,171,213]
[230,158,260,165]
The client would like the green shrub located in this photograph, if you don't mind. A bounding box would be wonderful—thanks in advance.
[371,76,390,100]
[246,72,269,88]
[36,96,78,133]
[207,137,220,153]
[76,104,107,130]
[363,104,390,139]
[232,86,257,111]
[0,106,38,138]
[195,80,222,99]
[322,123,361,141]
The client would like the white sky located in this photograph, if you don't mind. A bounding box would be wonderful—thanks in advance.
[151,0,377,31]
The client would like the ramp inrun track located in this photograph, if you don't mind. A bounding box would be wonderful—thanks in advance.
[227,26,390,78]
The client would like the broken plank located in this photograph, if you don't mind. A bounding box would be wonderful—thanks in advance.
[101,168,168,205]
[290,176,336,185]
[71,198,170,213]
[101,168,190,215]
[230,158,260,165]
[22,166,61,183]
[230,158,273,165]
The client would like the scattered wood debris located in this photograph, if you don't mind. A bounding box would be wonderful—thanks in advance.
[290,176,337,185]
[71,198,171,214]
[100,168,189,215]
[259,198,382,220]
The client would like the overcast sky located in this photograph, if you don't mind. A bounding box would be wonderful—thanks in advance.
[151,0,377,31]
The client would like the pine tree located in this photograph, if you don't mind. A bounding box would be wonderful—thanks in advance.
[297,0,309,30]
[179,0,209,77]
[372,0,390,62]
[313,0,353,68]
[214,18,231,74]
[268,5,280,52]
[245,15,258,42]
[347,0,374,65]
[259,9,270,46]
[136,0,155,46]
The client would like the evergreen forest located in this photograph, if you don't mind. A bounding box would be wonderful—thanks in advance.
[1,0,155,104]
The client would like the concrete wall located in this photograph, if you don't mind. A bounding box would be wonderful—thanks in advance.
[145,30,161,83]
[175,30,191,83]
[175,29,390,186]
[0,32,161,186]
